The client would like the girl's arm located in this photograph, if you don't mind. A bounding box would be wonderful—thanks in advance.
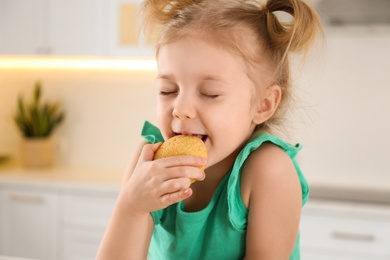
[96,141,153,260]
[241,143,302,260]
[96,141,206,259]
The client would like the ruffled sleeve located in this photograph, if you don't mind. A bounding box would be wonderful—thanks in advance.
[141,121,165,144]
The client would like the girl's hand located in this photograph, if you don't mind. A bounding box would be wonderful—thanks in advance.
[121,142,206,214]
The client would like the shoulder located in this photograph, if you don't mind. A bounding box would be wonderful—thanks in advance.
[240,141,301,209]
[240,141,303,258]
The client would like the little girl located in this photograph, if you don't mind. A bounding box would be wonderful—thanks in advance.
[97,0,322,259]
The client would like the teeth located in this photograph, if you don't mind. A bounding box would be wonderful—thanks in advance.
[178,133,207,142]
[183,134,206,140]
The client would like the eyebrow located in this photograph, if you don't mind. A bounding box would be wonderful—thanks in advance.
[203,75,222,81]
[156,73,174,80]
[156,73,227,84]
[202,74,228,84]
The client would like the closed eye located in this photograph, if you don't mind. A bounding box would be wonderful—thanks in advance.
[159,91,177,96]
[202,93,219,99]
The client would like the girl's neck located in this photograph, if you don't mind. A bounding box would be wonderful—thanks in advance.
[183,147,242,212]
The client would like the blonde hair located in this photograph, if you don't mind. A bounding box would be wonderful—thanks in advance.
[141,0,323,135]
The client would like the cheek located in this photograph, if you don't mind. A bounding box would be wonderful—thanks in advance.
[157,98,171,115]
[156,102,163,123]
[208,98,253,124]
[156,101,171,134]
[228,98,254,122]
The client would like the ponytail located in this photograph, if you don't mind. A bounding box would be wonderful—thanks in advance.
[264,0,323,57]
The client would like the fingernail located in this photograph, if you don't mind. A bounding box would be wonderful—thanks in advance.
[201,157,207,164]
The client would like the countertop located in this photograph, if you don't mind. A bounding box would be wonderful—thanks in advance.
[307,175,390,205]
[0,256,38,260]
[0,161,389,204]
[0,256,39,260]
[0,161,122,196]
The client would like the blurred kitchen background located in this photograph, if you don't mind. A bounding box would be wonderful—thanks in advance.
[0,0,389,259]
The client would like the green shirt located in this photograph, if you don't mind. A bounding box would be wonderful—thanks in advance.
[141,121,309,260]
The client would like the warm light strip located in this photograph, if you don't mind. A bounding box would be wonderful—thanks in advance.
[0,57,157,71]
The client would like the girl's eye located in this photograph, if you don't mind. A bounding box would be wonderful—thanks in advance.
[202,93,219,99]
[159,91,177,96]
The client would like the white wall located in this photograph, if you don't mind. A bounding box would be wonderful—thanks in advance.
[295,26,390,188]
[1,26,389,187]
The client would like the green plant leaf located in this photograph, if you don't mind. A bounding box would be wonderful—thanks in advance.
[34,81,41,105]
[13,81,65,138]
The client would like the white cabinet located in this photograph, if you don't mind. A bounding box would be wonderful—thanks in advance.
[104,0,155,57]
[0,0,154,57]
[0,187,58,260]
[300,199,390,260]
[0,0,104,56]
[60,229,106,260]
[59,193,116,260]
[46,0,105,56]
[0,183,118,260]
[0,0,46,55]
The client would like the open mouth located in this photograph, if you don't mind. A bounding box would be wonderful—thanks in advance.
[175,133,208,143]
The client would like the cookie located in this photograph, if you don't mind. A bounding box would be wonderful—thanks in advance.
[154,135,208,183]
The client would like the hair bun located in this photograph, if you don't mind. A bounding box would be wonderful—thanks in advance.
[264,0,321,54]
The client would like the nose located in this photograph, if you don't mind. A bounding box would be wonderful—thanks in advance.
[172,93,196,120]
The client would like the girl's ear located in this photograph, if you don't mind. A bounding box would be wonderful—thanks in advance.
[252,84,282,125]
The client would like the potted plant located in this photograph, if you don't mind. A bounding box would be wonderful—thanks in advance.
[13,81,65,167]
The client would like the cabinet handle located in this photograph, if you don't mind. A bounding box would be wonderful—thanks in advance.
[9,194,43,204]
[331,231,375,242]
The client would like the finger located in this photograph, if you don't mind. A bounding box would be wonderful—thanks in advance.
[139,142,162,163]
[160,188,193,207]
[161,166,205,182]
[157,155,207,168]
[159,177,192,194]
